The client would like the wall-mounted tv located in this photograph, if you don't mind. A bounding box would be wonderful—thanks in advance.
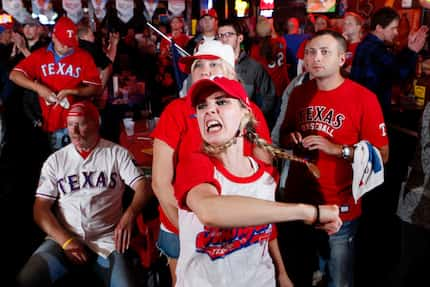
[306,0,337,13]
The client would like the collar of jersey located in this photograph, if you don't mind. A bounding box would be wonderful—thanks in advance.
[47,42,75,63]
[211,156,264,184]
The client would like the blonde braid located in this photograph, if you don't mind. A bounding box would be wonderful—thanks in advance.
[244,116,320,178]
[242,113,284,157]
[202,109,321,178]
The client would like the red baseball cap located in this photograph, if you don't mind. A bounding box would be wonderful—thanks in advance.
[200,8,218,19]
[68,101,100,125]
[187,76,250,108]
[53,16,78,48]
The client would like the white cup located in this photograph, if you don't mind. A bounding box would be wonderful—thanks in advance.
[123,118,135,136]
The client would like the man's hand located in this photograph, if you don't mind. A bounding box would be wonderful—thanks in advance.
[63,238,89,265]
[114,208,137,253]
[56,89,77,101]
[35,83,57,104]
[302,135,341,157]
[408,25,429,53]
[289,131,303,145]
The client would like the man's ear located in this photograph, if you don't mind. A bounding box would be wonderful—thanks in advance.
[339,52,346,67]
[238,33,244,44]
[375,24,383,34]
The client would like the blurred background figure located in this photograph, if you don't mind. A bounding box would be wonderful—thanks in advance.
[250,16,289,129]
[186,8,218,54]
[284,17,311,79]
[342,11,364,74]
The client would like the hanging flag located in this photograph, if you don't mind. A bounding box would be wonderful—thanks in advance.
[171,41,187,91]
[116,0,134,24]
[143,0,159,21]
[168,0,185,16]
[31,0,57,24]
[91,0,108,21]
[62,0,83,24]
[2,0,30,23]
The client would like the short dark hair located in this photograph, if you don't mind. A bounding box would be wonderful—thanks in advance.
[370,7,399,31]
[218,19,243,35]
[312,29,347,53]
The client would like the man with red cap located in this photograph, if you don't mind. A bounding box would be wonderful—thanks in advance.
[185,8,218,54]
[10,16,102,151]
[16,101,150,287]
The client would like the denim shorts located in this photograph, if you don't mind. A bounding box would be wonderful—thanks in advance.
[156,228,180,259]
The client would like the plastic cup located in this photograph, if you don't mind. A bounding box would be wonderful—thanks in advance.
[123,118,135,136]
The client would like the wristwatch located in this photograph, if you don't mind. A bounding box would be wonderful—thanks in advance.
[341,145,353,160]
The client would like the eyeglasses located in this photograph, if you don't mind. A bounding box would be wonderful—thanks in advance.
[216,32,237,39]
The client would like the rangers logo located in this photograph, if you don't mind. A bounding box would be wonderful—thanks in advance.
[66,29,74,38]
[195,224,272,260]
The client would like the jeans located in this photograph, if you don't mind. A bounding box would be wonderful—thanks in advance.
[50,128,70,151]
[319,218,358,287]
[156,228,180,259]
[16,239,138,287]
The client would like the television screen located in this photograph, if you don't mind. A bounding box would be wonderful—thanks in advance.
[306,0,337,13]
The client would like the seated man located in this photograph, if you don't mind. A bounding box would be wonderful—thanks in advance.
[16,101,150,287]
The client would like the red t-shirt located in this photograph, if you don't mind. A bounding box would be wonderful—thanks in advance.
[250,36,290,97]
[296,39,308,60]
[13,45,101,132]
[281,79,388,221]
[345,42,360,68]
[152,97,271,233]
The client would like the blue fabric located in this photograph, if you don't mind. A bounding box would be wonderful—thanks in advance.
[366,141,382,173]
[156,228,180,259]
[350,33,417,118]
[284,34,311,61]
[47,42,75,63]
[16,239,138,287]
[171,41,187,91]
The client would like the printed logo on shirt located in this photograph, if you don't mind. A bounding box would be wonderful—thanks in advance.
[268,52,285,69]
[195,224,272,260]
[41,62,81,78]
[379,123,387,137]
[56,171,118,194]
[298,106,345,137]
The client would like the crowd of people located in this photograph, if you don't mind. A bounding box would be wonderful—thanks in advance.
[0,5,429,287]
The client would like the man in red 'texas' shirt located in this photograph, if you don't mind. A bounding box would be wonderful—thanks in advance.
[10,16,101,151]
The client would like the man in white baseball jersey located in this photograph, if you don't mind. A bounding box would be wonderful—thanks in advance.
[16,101,150,287]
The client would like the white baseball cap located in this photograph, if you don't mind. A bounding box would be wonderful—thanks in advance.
[179,40,235,74]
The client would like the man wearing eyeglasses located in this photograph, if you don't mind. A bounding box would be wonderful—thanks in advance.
[217,19,276,129]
